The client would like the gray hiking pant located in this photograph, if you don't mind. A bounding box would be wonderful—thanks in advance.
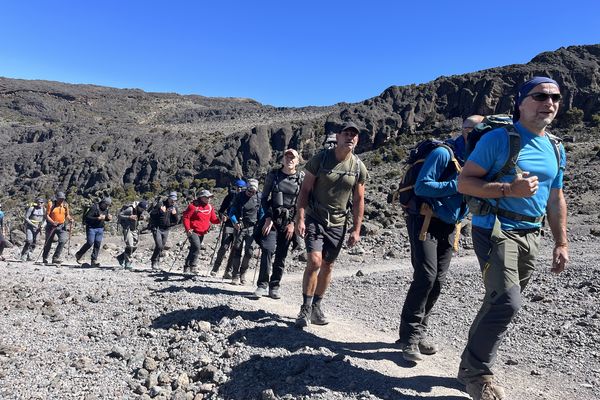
[151,227,170,262]
[42,224,68,262]
[121,226,140,264]
[459,226,539,382]
[185,232,205,267]
[22,225,42,257]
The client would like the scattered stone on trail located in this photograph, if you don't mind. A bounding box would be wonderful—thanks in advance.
[348,245,365,255]
[107,345,130,360]
[261,388,278,400]
[143,357,158,372]
[356,270,364,277]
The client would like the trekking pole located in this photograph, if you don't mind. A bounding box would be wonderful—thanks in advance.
[252,246,261,285]
[33,225,58,264]
[167,235,189,273]
[206,222,225,276]
[67,220,73,255]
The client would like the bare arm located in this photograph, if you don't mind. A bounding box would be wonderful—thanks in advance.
[347,181,365,247]
[458,160,539,198]
[294,171,316,238]
[546,188,568,273]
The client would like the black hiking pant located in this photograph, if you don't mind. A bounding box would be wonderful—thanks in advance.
[211,223,235,273]
[399,214,455,344]
[42,224,68,262]
[256,225,292,289]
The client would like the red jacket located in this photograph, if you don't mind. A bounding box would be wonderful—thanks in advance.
[182,201,220,235]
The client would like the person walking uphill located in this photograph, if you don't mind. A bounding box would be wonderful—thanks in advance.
[21,198,46,261]
[456,77,568,400]
[182,190,220,275]
[228,179,263,285]
[116,200,148,269]
[42,191,74,265]
[210,179,247,278]
[396,137,469,362]
[254,148,304,299]
[75,197,112,267]
[149,192,180,270]
[294,122,368,328]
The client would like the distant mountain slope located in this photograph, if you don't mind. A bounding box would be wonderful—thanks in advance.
[1,44,599,199]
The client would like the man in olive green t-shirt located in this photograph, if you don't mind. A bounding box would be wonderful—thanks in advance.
[294,122,368,328]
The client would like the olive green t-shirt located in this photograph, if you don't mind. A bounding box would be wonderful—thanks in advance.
[304,149,368,227]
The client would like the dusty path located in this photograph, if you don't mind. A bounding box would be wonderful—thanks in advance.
[0,231,597,399]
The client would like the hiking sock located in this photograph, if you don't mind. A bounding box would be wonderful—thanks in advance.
[302,294,314,307]
[313,295,323,306]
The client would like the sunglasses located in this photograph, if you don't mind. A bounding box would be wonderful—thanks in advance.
[525,92,562,102]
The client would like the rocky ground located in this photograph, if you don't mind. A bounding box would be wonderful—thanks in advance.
[0,206,599,400]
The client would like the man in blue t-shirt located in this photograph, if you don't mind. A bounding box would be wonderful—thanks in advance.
[456,77,569,400]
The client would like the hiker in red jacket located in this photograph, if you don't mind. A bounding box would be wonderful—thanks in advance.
[182,189,220,274]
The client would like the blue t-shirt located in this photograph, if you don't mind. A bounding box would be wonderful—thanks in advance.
[415,146,468,224]
[468,122,566,230]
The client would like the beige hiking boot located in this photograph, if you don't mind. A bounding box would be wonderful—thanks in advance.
[466,379,506,400]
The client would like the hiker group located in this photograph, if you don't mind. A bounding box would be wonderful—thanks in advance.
[0,77,569,400]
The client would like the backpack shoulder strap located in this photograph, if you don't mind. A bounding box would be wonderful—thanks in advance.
[547,132,563,169]
[490,126,521,182]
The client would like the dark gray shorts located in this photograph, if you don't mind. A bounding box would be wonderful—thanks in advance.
[305,215,346,263]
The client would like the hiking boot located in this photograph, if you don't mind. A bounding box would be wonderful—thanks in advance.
[52,259,62,266]
[310,303,329,325]
[43,259,50,266]
[20,254,28,262]
[223,271,232,279]
[465,380,506,400]
[116,253,125,267]
[210,271,217,277]
[269,287,281,300]
[418,339,439,355]
[231,276,241,285]
[91,260,100,268]
[189,266,199,275]
[124,261,134,270]
[75,254,83,265]
[151,261,160,270]
[254,286,268,297]
[295,304,312,328]
[400,342,423,362]
[239,273,247,285]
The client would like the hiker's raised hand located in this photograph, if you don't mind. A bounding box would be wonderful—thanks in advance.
[511,171,539,197]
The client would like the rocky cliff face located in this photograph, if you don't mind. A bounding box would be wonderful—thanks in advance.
[1,44,599,199]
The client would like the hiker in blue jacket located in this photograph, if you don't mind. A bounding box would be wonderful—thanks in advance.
[397,141,468,362]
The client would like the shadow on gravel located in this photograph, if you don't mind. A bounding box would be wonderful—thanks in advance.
[151,305,288,329]
[220,352,468,400]
[154,284,254,297]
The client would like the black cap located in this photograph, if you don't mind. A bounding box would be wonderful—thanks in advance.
[340,122,360,134]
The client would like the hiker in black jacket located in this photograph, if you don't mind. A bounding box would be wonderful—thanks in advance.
[75,197,112,267]
[210,179,247,278]
[149,192,179,270]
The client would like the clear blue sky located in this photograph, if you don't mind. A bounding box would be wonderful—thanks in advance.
[1,0,598,107]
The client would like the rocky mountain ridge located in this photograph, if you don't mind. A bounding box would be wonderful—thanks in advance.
[1,44,599,201]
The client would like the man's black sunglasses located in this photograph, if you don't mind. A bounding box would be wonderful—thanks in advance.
[525,92,562,102]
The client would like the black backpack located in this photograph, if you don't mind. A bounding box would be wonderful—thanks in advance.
[464,114,562,222]
[388,139,460,212]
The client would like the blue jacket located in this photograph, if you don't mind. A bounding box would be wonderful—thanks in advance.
[415,146,468,224]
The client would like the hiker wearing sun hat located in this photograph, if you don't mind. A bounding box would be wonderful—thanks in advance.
[181,189,220,275]
[456,76,568,400]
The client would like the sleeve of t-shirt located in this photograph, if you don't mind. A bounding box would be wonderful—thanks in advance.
[358,159,368,185]
[304,152,324,176]
[552,143,567,189]
[467,129,508,175]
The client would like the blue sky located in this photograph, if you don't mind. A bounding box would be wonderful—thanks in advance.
[1,1,598,107]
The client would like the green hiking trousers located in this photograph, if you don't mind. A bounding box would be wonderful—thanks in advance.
[459,226,540,382]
